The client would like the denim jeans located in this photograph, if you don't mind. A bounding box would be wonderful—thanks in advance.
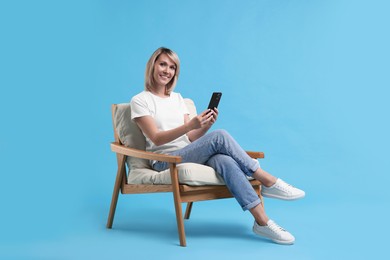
[152,129,262,211]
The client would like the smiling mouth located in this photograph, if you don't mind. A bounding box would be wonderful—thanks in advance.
[159,74,170,80]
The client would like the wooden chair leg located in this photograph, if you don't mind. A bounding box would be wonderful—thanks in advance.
[170,163,187,247]
[107,155,125,228]
[184,202,193,220]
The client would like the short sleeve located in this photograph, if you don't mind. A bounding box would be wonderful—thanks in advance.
[130,94,151,120]
[177,93,189,115]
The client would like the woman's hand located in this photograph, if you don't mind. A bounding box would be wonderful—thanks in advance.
[208,107,219,125]
[186,108,218,133]
[187,109,215,130]
[185,108,219,142]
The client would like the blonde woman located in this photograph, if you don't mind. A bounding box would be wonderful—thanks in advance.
[130,47,305,245]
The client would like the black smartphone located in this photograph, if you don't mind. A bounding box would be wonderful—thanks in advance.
[207,92,222,110]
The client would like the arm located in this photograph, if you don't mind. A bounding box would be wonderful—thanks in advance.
[134,109,215,146]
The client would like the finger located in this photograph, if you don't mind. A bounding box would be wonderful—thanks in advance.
[201,111,213,121]
[200,109,212,116]
[206,109,214,117]
[206,111,214,120]
[205,114,214,122]
[208,110,217,120]
[200,115,210,125]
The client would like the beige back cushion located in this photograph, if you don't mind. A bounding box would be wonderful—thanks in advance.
[113,98,226,185]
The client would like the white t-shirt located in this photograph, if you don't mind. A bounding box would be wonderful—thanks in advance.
[130,91,191,155]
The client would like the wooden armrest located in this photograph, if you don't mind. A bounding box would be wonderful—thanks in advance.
[246,151,265,159]
[111,142,182,163]
[111,142,262,162]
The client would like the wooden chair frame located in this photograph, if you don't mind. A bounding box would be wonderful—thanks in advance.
[107,104,265,246]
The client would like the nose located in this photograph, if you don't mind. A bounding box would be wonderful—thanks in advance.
[162,66,169,74]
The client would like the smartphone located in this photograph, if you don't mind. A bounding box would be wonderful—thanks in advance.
[207,92,222,110]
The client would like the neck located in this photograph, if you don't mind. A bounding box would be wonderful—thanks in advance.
[150,85,169,97]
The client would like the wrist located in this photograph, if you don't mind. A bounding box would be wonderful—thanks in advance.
[184,122,191,133]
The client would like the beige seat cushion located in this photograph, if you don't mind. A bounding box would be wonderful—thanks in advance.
[113,98,227,185]
[128,163,226,185]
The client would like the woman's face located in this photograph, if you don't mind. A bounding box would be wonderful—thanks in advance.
[153,53,176,88]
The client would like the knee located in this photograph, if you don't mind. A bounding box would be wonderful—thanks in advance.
[211,129,231,141]
[213,129,229,137]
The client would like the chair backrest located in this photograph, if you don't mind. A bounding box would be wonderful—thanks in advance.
[112,98,198,172]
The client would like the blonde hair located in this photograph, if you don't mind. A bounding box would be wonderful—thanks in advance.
[145,47,180,95]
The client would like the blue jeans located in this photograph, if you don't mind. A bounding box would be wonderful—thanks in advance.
[152,129,262,211]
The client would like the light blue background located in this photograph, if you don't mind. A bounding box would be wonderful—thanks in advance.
[1,0,389,259]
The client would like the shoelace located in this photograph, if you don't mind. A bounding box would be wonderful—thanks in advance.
[275,181,295,194]
[268,221,286,234]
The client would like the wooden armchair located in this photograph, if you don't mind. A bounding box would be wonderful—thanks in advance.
[107,100,265,247]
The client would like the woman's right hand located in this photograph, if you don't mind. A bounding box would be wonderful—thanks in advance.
[187,109,215,130]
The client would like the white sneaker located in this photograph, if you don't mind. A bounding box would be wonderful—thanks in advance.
[253,220,295,245]
[261,178,305,200]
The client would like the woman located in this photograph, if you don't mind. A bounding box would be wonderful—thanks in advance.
[130,47,305,245]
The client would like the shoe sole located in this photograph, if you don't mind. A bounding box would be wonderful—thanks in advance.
[261,192,305,200]
[253,228,295,245]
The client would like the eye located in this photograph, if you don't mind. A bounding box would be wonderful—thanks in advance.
[170,66,176,70]
[160,62,167,67]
